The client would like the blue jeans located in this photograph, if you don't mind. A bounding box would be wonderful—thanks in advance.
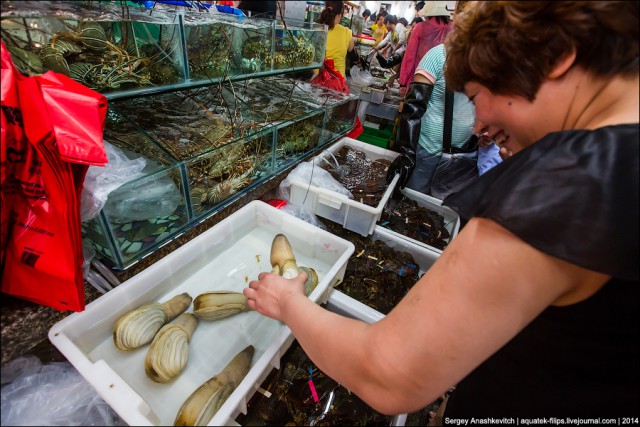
[405,145,441,195]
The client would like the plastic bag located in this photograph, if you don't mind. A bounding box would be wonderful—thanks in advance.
[310,58,349,94]
[1,40,107,312]
[278,161,353,202]
[102,170,182,223]
[430,152,479,200]
[279,203,327,230]
[80,140,147,222]
[1,356,126,426]
[349,65,376,87]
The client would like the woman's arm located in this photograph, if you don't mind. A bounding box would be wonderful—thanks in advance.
[376,31,391,50]
[245,218,610,414]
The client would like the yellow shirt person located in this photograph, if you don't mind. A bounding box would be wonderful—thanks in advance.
[371,15,388,46]
[326,23,353,76]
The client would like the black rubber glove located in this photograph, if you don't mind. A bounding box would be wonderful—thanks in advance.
[376,52,404,69]
[386,81,434,189]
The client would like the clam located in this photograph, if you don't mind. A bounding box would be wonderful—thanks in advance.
[113,292,192,351]
[298,266,319,297]
[270,234,299,278]
[193,291,248,321]
[145,313,198,383]
[270,234,319,296]
[174,345,255,426]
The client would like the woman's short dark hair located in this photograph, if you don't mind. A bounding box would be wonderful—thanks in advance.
[383,15,397,25]
[445,1,639,101]
[363,9,371,18]
[411,17,424,26]
[398,17,409,27]
[317,0,345,29]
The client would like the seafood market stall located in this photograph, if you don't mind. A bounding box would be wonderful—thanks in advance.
[1,1,458,425]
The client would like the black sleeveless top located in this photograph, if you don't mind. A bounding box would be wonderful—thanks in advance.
[442,125,639,418]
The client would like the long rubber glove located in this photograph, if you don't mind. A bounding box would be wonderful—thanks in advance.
[386,81,433,188]
[376,52,404,69]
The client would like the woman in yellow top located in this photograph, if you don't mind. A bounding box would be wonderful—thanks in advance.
[370,11,388,46]
[319,1,355,77]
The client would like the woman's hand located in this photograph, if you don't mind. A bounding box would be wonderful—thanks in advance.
[244,271,308,321]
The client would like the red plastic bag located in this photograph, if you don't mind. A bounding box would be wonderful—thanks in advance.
[1,40,107,312]
[310,58,349,94]
[310,58,363,139]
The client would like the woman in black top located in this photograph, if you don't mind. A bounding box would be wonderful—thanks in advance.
[244,1,639,419]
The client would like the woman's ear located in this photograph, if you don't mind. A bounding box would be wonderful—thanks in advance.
[548,49,577,80]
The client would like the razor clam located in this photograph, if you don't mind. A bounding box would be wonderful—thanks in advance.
[174,345,255,426]
[270,234,319,296]
[270,234,299,278]
[113,292,192,351]
[193,291,247,321]
[298,266,319,297]
[145,313,198,383]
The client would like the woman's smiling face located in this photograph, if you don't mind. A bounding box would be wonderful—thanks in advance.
[464,81,533,154]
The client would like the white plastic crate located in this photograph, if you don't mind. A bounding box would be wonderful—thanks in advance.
[377,187,461,254]
[48,200,355,426]
[372,225,442,272]
[288,137,400,237]
[224,286,407,426]
[327,225,440,325]
[323,225,443,426]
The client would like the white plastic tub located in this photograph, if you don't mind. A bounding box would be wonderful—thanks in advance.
[48,200,355,426]
[225,285,407,426]
[288,137,400,237]
[325,290,408,426]
[371,225,441,272]
[326,224,440,328]
[377,187,461,254]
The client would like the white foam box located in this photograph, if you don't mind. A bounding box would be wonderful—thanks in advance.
[378,187,462,254]
[288,137,400,237]
[48,200,355,426]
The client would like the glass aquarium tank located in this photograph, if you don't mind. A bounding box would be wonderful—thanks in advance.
[109,84,278,220]
[273,18,326,70]
[248,76,359,145]
[182,11,274,82]
[0,1,185,96]
[4,1,336,271]
[108,83,275,159]
[81,108,190,270]
[274,110,325,171]
[81,164,190,270]
[236,77,326,170]
[184,129,274,218]
[295,81,359,143]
